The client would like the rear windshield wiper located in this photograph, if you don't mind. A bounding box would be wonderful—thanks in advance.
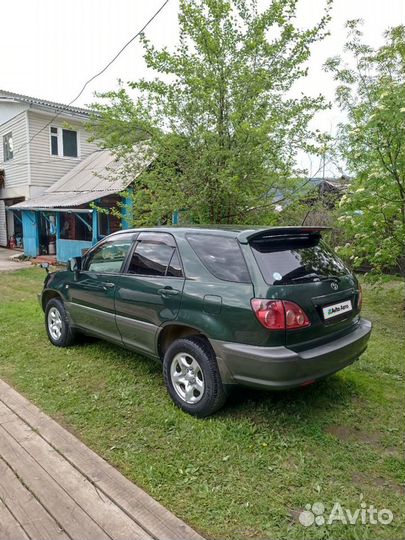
[290,273,321,282]
[318,275,340,282]
[287,274,341,284]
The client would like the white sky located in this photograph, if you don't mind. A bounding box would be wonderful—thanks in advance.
[1,0,404,175]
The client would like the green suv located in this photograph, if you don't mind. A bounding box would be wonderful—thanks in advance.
[41,226,372,417]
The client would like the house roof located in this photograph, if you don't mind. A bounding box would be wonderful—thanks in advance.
[309,176,350,189]
[0,89,92,117]
[10,147,151,210]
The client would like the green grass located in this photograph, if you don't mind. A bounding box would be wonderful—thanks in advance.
[0,268,404,539]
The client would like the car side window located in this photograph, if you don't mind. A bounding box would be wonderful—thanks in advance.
[126,232,183,277]
[167,250,182,277]
[187,233,251,283]
[85,236,133,273]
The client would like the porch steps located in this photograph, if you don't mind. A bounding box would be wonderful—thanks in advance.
[32,255,57,265]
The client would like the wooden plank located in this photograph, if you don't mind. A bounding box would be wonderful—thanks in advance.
[0,499,30,540]
[0,425,110,540]
[0,400,16,424]
[0,456,69,540]
[0,379,204,540]
[2,419,151,540]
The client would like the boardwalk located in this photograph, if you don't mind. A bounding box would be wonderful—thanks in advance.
[0,379,204,540]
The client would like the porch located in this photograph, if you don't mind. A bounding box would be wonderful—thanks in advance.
[7,149,141,262]
[16,201,130,263]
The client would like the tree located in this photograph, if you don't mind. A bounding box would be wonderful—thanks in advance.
[89,0,331,226]
[325,21,405,273]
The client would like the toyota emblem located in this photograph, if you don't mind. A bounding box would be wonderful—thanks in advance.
[331,282,338,290]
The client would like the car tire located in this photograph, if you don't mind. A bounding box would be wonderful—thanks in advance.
[45,298,76,347]
[163,336,226,417]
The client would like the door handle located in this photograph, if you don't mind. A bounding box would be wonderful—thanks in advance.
[158,287,180,297]
[101,282,116,290]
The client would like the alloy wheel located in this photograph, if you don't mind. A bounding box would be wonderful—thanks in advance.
[48,307,62,340]
[170,352,205,404]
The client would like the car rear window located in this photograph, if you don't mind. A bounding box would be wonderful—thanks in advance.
[187,234,251,283]
[250,235,349,285]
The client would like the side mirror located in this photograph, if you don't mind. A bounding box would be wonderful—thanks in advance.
[67,256,82,273]
[40,262,50,274]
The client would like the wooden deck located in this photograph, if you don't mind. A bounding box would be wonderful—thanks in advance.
[0,379,204,540]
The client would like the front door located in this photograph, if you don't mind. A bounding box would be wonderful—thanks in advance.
[67,233,134,342]
[115,232,185,356]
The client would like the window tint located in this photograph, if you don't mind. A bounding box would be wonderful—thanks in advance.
[62,129,78,157]
[250,236,349,285]
[167,250,182,277]
[128,242,175,276]
[86,236,132,273]
[187,234,251,283]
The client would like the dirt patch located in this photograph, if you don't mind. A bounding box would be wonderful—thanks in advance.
[281,457,299,471]
[326,424,404,460]
[326,425,381,445]
[352,472,404,495]
[382,446,404,460]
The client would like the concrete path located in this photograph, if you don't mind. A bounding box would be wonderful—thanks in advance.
[0,379,204,540]
[0,248,31,272]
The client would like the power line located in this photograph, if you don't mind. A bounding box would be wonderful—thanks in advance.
[13,0,170,157]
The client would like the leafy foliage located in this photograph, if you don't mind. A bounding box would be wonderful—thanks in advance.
[89,0,331,225]
[325,22,405,273]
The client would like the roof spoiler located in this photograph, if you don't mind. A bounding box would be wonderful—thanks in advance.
[237,226,332,244]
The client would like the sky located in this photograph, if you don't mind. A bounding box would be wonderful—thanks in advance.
[1,0,404,175]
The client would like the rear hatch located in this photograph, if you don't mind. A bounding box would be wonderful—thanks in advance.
[246,228,361,351]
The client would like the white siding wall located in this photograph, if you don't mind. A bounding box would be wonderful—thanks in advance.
[0,102,28,126]
[0,110,29,199]
[28,110,98,195]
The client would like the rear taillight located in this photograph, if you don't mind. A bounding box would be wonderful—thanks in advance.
[250,299,285,330]
[283,300,311,329]
[250,299,310,330]
[357,284,362,311]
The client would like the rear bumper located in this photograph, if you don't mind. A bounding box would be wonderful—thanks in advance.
[211,318,372,389]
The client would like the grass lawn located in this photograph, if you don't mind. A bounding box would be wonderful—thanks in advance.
[0,267,404,539]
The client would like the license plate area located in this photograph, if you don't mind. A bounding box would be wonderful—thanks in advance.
[322,299,353,321]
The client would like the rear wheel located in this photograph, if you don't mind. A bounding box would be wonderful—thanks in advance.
[45,298,76,347]
[163,336,226,417]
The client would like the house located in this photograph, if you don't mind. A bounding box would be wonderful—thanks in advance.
[0,90,151,262]
[9,149,150,262]
[0,89,99,250]
[306,176,350,208]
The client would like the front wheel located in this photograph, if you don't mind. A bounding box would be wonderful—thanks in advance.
[163,336,226,417]
[45,298,76,347]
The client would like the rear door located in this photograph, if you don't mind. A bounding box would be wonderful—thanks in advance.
[115,232,185,356]
[249,230,361,350]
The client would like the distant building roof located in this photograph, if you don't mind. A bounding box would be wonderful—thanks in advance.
[10,147,152,210]
[0,89,92,118]
[309,176,351,189]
